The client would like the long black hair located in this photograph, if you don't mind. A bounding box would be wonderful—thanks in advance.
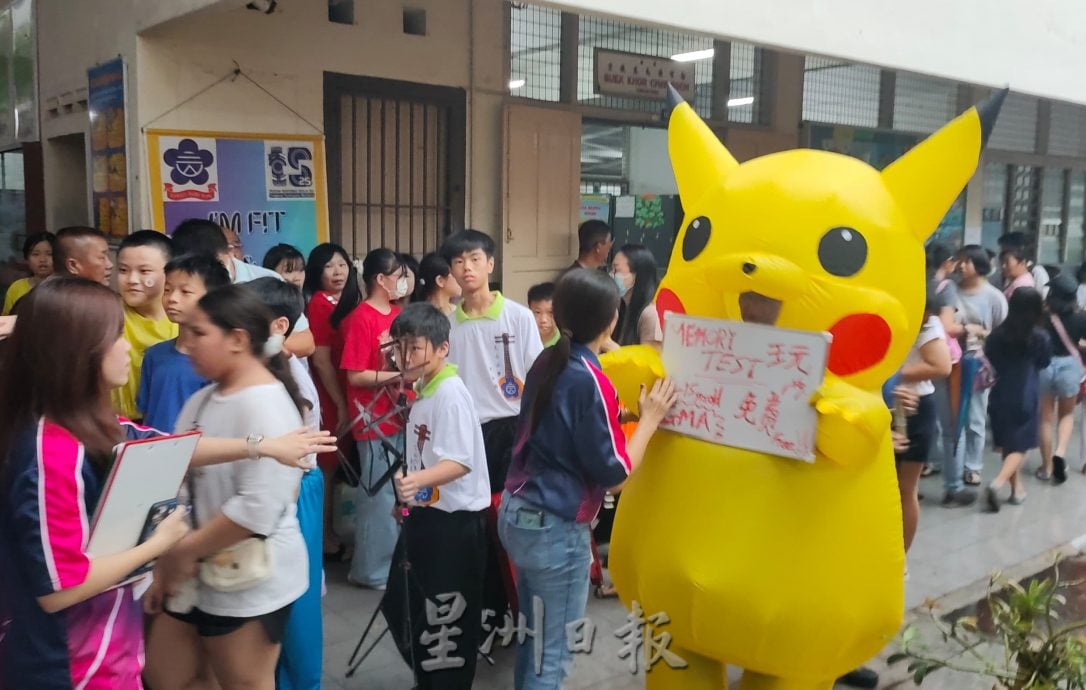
[360,248,402,293]
[614,244,659,346]
[996,287,1044,354]
[525,269,620,433]
[414,252,452,302]
[304,243,361,330]
[198,284,309,416]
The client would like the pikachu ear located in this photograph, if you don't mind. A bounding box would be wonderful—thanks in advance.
[881,88,1007,242]
[667,86,739,205]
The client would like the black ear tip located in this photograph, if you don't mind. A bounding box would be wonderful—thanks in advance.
[666,84,685,111]
[977,87,1009,147]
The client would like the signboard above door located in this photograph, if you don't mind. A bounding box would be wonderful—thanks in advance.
[593,48,695,102]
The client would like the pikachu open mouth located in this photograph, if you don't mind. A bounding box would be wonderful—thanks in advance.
[739,291,782,326]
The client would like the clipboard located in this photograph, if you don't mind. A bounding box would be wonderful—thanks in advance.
[86,431,201,558]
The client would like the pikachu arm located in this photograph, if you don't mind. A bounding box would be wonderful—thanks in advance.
[598,345,666,411]
[810,374,891,466]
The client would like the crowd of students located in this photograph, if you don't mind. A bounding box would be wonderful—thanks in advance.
[0,218,677,690]
[6,214,1082,690]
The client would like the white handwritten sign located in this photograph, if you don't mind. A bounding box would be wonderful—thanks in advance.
[660,314,831,461]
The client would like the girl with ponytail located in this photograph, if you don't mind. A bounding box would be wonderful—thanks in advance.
[498,268,677,689]
[144,284,310,690]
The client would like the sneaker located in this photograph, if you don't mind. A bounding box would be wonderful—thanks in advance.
[1054,456,1068,484]
[942,488,977,507]
[837,666,879,688]
[346,575,387,591]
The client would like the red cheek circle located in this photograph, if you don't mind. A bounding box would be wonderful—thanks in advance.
[827,313,892,377]
[656,288,686,329]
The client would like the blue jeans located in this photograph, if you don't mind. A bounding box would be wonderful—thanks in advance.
[929,377,964,493]
[956,387,990,476]
[277,469,324,690]
[349,435,401,586]
[498,492,591,690]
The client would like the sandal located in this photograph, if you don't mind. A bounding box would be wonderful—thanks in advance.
[964,470,982,486]
[1035,468,1052,481]
[920,464,937,477]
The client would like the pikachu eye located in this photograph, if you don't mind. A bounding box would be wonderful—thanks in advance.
[682,216,711,261]
[818,226,867,277]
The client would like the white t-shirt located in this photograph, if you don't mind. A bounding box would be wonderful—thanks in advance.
[175,382,308,617]
[904,316,946,397]
[232,258,310,333]
[405,365,490,512]
[447,292,543,423]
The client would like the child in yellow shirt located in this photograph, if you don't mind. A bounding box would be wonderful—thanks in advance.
[110,230,176,420]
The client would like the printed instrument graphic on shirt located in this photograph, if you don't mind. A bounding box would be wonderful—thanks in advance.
[409,423,439,505]
[660,313,829,461]
[495,333,524,400]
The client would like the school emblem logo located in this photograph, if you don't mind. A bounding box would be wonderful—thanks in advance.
[161,137,219,202]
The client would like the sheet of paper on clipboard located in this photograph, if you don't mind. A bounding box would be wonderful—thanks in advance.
[86,431,200,560]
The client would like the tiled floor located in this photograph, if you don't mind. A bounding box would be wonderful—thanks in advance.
[319,437,1086,689]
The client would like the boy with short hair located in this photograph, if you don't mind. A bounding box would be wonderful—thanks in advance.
[527,282,558,347]
[440,229,542,618]
[138,253,231,432]
[385,302,490,690]
[111,230,176,420]
[244,277,325,690]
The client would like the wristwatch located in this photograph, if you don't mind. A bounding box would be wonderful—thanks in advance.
[246,434,265,459]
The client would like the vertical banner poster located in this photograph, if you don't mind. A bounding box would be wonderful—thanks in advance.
[88,58,129,238]
[145,130,329,262]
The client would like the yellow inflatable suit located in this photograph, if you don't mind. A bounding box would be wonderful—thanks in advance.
[601,87,1006,690]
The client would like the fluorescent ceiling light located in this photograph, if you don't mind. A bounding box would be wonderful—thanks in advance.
[509,78,526,90]
[727,96,755,107]
[671,48,714,62]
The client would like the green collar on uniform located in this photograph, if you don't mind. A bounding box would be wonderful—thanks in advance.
[455,291,505,323]
[544,330,560,347]
[416,363,458,398]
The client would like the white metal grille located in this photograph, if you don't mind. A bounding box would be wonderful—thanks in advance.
[802,56,880,128]
[509,3,562,102]
[892,72,957,134]
[1049,101,1086,158]
[576,14,713,117]
[728,42,760,124]
[988,92,1038,153]
[981,162,1008,250]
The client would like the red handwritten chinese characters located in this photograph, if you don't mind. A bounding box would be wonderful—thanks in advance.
[660,315,829,461]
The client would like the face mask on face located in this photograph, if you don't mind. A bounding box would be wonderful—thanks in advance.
[394,276,410,299]
[612,271,630,297]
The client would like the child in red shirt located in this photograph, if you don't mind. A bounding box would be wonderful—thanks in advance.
[340,248,411,589]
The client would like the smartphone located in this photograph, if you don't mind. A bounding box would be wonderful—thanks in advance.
[515,507,544,529]
[129,499,179,577]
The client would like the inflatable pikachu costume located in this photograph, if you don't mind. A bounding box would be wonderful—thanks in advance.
[601,87,1006,690]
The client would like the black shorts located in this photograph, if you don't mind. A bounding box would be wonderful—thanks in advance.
[896,393,936,463]
[166,603,292,643]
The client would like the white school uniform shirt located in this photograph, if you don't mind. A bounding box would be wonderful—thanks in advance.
[447,292,544,423]
[406,364,490,512]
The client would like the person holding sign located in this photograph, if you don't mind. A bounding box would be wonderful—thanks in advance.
[499,269,676,690]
